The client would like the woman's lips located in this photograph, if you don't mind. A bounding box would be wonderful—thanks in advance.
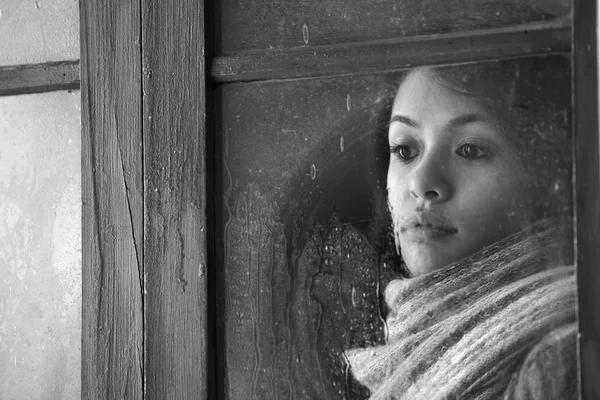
[399,222,458,241]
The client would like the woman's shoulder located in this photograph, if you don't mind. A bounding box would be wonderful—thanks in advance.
[504,322,578,400]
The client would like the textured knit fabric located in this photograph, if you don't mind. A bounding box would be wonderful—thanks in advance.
[346,219,577,399]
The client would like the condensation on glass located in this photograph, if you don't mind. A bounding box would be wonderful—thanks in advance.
[218,0,570,52]
[219,54,575,399]
[0,0,80,66]
[0,90,81,399]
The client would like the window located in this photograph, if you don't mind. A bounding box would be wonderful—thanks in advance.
[76,0,600,398]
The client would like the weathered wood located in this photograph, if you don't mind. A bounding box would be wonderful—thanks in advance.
[217,0,570,52]
[0,61,79,97]
[211,18,570,83]
[574,0,600,398]
[81,0,144,398]
[141,0,208,398]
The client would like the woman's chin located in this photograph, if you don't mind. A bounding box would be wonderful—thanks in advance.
[406,263,443,277]
[402,247,460,277]
[400,231,513,276]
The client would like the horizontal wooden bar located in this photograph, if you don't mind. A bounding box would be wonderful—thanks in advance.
[211,18,571,83]
[0,60,80,96]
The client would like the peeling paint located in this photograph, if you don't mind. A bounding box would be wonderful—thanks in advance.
[179,266,188,293]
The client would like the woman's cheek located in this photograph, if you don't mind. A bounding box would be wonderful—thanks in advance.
[386,166,405,212]
[386,188,401,221]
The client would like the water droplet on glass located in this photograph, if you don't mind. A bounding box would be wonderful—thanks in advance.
[310,164,317,180]
[303,24,309,44]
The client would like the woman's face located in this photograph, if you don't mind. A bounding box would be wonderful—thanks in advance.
[387,69,534,276]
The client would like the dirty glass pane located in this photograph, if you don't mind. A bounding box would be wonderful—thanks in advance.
[0,0,80,66]
[0,90,81,399]
[219,54,576,399]
[218,0,570,52]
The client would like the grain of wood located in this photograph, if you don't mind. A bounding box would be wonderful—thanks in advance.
[0,61,79,97]
[141,0,208,398]
[81,0,144,398]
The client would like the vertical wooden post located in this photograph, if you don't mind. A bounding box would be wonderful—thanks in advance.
[142,1,208,398]
[574,0,600,398]
[81,0,145,398]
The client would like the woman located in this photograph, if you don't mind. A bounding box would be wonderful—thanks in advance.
[346,57,577,399]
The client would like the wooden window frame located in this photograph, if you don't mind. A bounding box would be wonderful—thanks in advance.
[1,0,598,398]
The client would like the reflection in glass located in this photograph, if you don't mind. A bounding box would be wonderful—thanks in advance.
[221,55,575,399]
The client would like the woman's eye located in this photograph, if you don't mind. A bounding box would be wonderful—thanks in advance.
[391,145,418,162]
[456,144,486,160]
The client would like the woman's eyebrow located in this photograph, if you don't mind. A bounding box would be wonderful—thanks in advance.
[389,114,487,129]
[389,115,420,128]
[445,113,487,130]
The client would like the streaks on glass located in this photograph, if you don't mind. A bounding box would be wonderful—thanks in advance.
[224,183,290,399]
[220,71,403,399]
[224,183,394,398]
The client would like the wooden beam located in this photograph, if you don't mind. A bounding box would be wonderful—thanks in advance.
[81,0,144,398]
[211,18,571,83]
[141,0,208,398]
[0,60,79,97]
[574,0,600,398]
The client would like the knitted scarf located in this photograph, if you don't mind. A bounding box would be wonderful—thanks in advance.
[346,219,577,399]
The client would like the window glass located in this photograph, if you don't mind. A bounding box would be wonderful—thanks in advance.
[218,0,570,53]
[0,0,79,66]
[219,55,576,399]
[0,90,81,399]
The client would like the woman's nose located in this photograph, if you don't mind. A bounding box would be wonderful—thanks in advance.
[409,158,451,202]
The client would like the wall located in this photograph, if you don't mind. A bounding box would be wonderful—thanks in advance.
[0,0,81,398]
[0,91,81,399]
[0,0,79,66]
